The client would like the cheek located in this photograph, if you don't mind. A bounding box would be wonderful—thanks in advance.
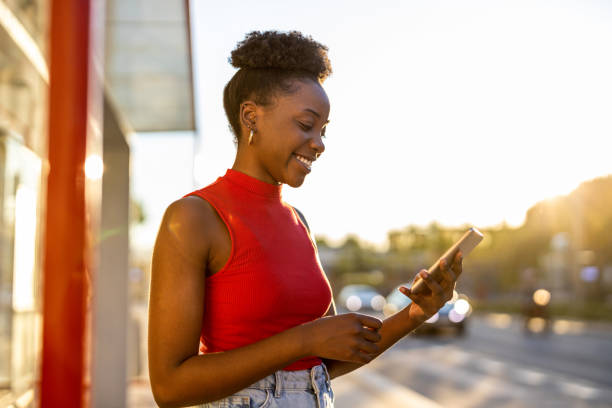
[259,134,290,164]
[259,117,303,161]
[264,128,299,154]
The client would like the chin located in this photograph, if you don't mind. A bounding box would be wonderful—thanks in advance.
[285,174,307,188]
[286,178,306,188]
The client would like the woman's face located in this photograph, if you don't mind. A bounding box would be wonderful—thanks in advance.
[250,79,330,188]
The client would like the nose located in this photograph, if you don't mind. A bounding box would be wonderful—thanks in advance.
[311,134,325,157]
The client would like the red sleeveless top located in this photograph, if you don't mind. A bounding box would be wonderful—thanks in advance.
[184,169,333,371]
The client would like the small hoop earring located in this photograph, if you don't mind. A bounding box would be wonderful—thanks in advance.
[248,129,254,145]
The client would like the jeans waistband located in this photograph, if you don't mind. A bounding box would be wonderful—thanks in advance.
[246,363,331,397]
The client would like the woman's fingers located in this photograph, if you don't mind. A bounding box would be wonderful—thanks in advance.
[399,285,416,301]
[356,314,383,331]
[440,259,457,284]
[360,327,382,343]
[418,270,444,296]
[399,269,428,300]
[407,269,430,294]
[357,339,380,355]
[413,269,424,283]
[452,251,463,277]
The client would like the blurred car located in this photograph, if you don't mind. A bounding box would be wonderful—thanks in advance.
[337,284,386,313]
[383,284,472,336]
[522,288,552,336]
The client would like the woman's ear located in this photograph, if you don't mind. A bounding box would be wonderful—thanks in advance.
[240,101,258,133]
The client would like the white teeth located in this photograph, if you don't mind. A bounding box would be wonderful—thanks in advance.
[295,154,312,168]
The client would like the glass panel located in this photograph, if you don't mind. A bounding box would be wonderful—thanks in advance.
[0,15,48,157]
[0,136,9,394]
[0,120,44,401]
[2,0,49,59]
[0,1,48,404]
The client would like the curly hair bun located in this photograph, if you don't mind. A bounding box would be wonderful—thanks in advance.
[229,30,332,82]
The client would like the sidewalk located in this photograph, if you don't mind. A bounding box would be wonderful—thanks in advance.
[128,377,158,408]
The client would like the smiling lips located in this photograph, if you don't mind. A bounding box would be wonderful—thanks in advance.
[293,153,315,171]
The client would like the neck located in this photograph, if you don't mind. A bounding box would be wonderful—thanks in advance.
[232,148,281,186]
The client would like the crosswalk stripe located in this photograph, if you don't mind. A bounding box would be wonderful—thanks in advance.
[333,367,443,408]
[557,381,601,400]
[382,344,612,402]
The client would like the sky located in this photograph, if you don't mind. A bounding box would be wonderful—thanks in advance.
[132,0,612,249]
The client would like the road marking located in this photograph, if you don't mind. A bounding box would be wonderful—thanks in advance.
[475,357,505,375]
[553,319,586,335]
[484,313,513,329]
[383,347,527,398]
[479,313,603,337]
[445,348,470,364]
[333,367,443,408]
[391,344,612,402]
[558,381,601,400]
[514,368,547,386]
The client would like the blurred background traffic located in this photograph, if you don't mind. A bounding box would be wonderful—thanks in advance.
[1,0,611,407]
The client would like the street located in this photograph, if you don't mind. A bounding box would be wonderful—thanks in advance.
[333,314,612,408]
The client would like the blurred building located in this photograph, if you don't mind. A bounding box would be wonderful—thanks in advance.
[0,0,195,407]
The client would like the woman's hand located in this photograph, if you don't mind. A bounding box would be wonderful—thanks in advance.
[302,313,383,364]
[399,251,463,324]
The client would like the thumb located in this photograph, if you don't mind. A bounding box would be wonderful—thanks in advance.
[399,286,421,304]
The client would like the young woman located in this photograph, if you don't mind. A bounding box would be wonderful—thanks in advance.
[148,30,463,408]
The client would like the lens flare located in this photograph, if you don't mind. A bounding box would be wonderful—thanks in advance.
[370,295,386,311]
[383,303,399,317]
[346,295,362,312]
[449,309,465,323]
[527,317,547,333]
[533,289,551,306]
[453,299,470,315]
[85,154,104,180]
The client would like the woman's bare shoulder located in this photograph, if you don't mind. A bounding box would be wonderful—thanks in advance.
[155,195,223,265]
[165,195,218,223]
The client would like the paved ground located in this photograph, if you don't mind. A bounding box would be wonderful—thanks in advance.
[128,314,612,407]
[346,314,612,408]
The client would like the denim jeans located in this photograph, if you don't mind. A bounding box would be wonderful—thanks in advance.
[201,363,334,408]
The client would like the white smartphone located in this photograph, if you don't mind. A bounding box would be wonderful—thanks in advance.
[409,227,484,295]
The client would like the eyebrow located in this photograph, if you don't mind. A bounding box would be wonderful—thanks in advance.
[303,108,330,124]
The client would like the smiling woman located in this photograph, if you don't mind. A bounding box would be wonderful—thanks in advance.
[148,30,462,408]
[223,30,331,187]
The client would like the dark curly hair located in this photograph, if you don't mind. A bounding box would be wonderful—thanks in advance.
[223,30,332,143]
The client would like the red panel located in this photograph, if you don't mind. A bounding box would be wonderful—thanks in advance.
[40,0,92,406]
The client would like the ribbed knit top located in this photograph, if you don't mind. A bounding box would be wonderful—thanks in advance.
[184,169,333,371]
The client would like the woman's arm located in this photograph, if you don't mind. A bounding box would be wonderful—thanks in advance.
[300,211,426,379]
[148,197,307,407]
[322,256,462,380]
[148,197,383,407]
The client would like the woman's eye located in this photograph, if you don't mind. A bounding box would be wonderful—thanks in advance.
[298,122,312,131]
[298,121,326,138]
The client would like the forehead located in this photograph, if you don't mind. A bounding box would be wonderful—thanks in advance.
[270,79,330,118]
